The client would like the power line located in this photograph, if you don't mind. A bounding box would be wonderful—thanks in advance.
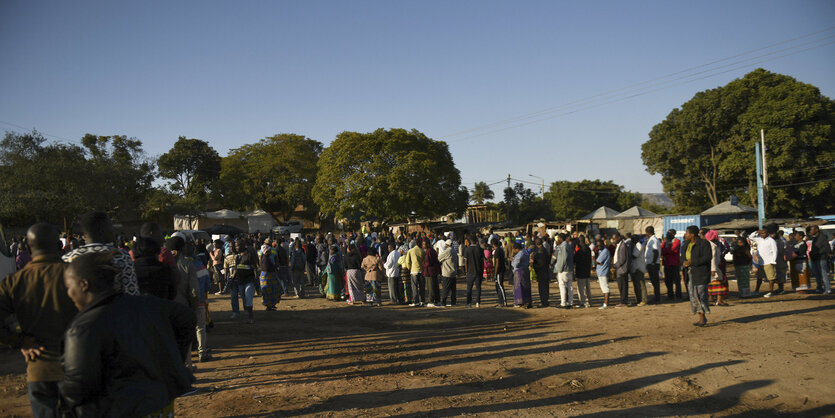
[437,28,835,142]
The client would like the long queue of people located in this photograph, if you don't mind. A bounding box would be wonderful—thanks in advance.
[2,210,833,417]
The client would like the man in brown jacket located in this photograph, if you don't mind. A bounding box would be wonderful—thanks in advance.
[0,223,78,417]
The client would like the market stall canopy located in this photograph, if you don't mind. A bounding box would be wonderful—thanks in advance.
[701,200,757,216]
[580,206,621,220]
[614,206,658,218]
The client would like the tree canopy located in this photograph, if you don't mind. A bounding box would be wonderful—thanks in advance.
[642,68,835,216]
[497,183,553,225]
[157,137,221,199]
[544,179,642,220]
[218,134,322,219]
[313,128,468,222]
[470,181,495,204]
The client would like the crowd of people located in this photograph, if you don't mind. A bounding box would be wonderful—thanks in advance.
[1,211,833,416]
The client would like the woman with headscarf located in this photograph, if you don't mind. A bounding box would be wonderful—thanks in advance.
[733,237,753,298]
[323,245,344,301]
[343,244,364,304]
[511,242,533,308]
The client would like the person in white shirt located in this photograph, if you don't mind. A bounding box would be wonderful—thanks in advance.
[750,228,778,297]
[644,226,661,304]
[384,243,403,304]
[630,237,648,306]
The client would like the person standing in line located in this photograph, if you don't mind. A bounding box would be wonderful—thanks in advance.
[511,242,533,308]
[397,247,413,305]
[165,237,207,365]
[289,240,307,298]
[553,234,574,309]
[773,229,788,295]
[705,230,729,306]
[789,231,810,293]
[62,211,140,296]
[808,225,832,294]
[210,239,225,295]
[438,240,458,307]
[405,241,426,307]
[422,239,441,307]
[343,244,364,305]
[462,238,484,308]
[574,236,592,308]
[612,233,631,307]
[529,238,549,307]
[682,225,712,326]
[630,237,649,307]
[491,239,508,307]
[0,223,78,417]
[361,247,383,306]
[595,238,612,309]
[661,230,682,300]
[644,227,661,304]
[258,241,279,311]
[750,228,779,297]
[384,243,403,305]
[304,237,318,287]
[733,237,753,298]
[231,238,257,323]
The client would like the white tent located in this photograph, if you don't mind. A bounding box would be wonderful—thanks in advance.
[243,210,276,233]
[174,209,274,233]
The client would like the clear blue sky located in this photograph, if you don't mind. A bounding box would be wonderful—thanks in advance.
[2,0,834,199]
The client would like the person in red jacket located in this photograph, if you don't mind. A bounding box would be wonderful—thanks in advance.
[661,229,682,300]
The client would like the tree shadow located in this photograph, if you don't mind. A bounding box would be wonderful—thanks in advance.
[719,304,835,324]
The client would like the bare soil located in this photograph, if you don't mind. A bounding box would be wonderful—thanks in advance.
[2,279,834,417]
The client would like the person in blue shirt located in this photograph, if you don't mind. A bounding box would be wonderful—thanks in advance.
[595,239,612,309]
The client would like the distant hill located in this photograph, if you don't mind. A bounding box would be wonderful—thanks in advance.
[641,193,674,208]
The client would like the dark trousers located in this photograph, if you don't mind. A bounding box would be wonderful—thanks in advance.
[682,267,691,296]
[441,275,456,305]
[387,275,403,304]
[466,274,482,305]
[631,270,648,304]
[647,264,661,302]
[616,273,630,305]
[28,381,59,418]
[495,270,508,306]
[535,267,550,306]
[425,274,440,304]
[410,273,425,305]
[305,261,318,285]
[664,265,681,298]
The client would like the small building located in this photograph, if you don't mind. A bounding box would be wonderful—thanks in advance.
[614,206,663,235]
[702,199,758,227]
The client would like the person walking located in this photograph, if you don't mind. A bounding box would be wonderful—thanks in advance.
[0,223,78,417]
[492,239,508,307]
[230,239,257,323]
[682,225,712,326]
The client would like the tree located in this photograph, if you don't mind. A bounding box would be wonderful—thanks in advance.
[497,183,553,224]
[470,181,495,204]
[218,134,322,220]
[157,137,221,199]
[642,68,835,216]
[544,180,642,220]
[313,128,468,222]
[0,131,91,227]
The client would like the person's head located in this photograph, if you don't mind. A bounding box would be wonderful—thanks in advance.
[596,239,605,247]
[698,228,708,239]
[736,237,748,248]
[64,251,119,310]
[534,238,542,247]
[139,222,164,245]
[612,233,622,244]
[388,243,396,251]
[810,225,820,236]
[164,236,186,258]
[26,223,60,257]
[666,229,676,240]
[704,230,718,243]
[685,225,700,242]
[794,231,805,240]
[133,237,161,259]
[421,239,429,249]
[368,247,377,257]
[214,239,223,249]
[79,211,114,244]
[645,226,655,236]
[758,229,769,238]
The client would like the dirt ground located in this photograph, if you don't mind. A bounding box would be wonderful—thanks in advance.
[1,278,834,417]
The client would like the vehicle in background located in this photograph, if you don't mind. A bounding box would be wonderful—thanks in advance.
[273,221,304,235]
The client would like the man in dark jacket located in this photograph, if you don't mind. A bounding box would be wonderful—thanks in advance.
[808,226,832,294]
[612,233,631,307]
[682,225,712,326]
[0,223,78,417]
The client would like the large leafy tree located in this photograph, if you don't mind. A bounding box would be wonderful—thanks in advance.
[0,131,91,227]
[80,134,155,221]
[642,68,835,216]
[498,183,553,224]
[544,179,641,220]
[470,181,495,204]
[218,134,322,220]
[313,128,468,222]
[157,137,221,199]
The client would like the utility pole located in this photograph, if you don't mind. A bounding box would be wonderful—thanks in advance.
[755,142,766,229]
[761,129,768,189]
[506,173,511,222]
